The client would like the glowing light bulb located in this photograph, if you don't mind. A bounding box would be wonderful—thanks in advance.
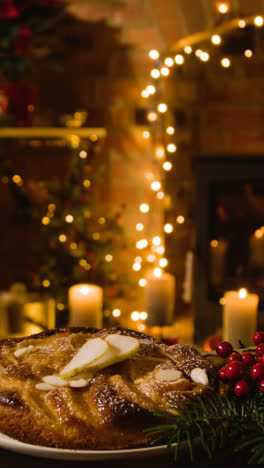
[152,236,162,246]
[163,161,172,171]
[157,245,165,255]
[141,89,149,98]
[136,239,148,249]
[159,258,168,267]
[155,145,165,159]
[147,111,158,122]
[131,311,140,321]
[221,57,231,68]
[200,52,210,62]
[238,288,247,299]
[42,279,50,288]
[142,130,150,139]
[139,203,149,213]
[151,181,161,191]
[150,69,160,79]
[167,143,177,153]
[166,126,175,135]
[133,263,141,271]
[105,254,113,262]
[65,214,74,223]
[83,179,91,188]
[140,311,148,321]
[79,150,87,159]
[176,215,185,224]
[244,49,253,58]
[154,267,162,278]
[211,34,222,45]
[217,2,229,14]
[136,223,144,231]
[238,19,246,28]
[164,57,174,67]
[161,67,170,76]
[164,223,173,233]
[184,45,192,54]
[146,85,156,94]
[210,239,219,248]
[149,49,159,60]
[42,216,50,225]
[112,309,121,318]
[195,49,202,57]
[174,54,184,65]
[58,234,67,242]
[254,16,264,27]
[139,278,147,287]
[12,174,23,185]
[147,254,156,262]
[157,103,167,113]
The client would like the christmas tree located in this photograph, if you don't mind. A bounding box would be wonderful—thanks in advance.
[1,132,132,326]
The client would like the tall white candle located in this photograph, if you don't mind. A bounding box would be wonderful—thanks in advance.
[144,269,175,326]
[249,227,264,267]
[69,284,103,328]
[210,239,228,286]
[223,288,259,347]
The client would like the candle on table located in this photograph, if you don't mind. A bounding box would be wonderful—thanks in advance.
[249,227,264,267]
[223,288,259,347]
[210,238,228,287]
[144,268,175,326]
[69,284,103,327]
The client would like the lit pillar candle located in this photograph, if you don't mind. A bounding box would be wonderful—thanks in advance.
[210,239,228,286]
[249,227,264,267]
[144,269,175,326]
[69,284,103,328]
[223,288,259,347]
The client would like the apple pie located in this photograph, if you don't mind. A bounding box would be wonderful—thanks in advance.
[0,327,218,449]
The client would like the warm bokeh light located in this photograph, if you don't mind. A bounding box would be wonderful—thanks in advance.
[136,223,144,231]
[151,181,161,191]
[42,279,50,288]
[238,19,246,28]
[217,2,229,14]
[254,16,264,27]
[149,49,160,60]
[140,311,148,320]
[131,311,140,321]
[157,103,167,113]
[211,34,221,45]
[244,49,253,58]
[133,263,141,271]
[167,143,177,153]
[200,51,209,62]
[150,69,160,79]
[152,236,162,246]
[142,130,150,139]
[161,67,170,76]
[136,239,148,249]
[184,45,192,54]
[105,254,113,262]
[139,278,147,287]
[159,258,168,267]
[157,191,165,199]
[58,234,67,242]
[139,203,150,213]
[112,309,121,318]
[155,145,165,159]
[164,223,173,233]
[176,215,185,224]
[166,126,175,135]
[221,57,231,68]
[42,216,50,225]
[210,239,219,248]
[153,267,162,277]
[163,161,172,171]
[146,85,156,94]
[141,89,149,98]
[164,57,174,67]
[65,214,74,223]
[79,150,87,159]
[174,54,184,65]
[147,111,158,122]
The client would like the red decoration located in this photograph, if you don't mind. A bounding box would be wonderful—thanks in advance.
[242,352,255,366]
[253,331,264,345]
[250,363,264,381]
[256,343,264,356]
[0,0,18,18]
[216,341,233,358]
[227,353,242,363]
[225,361,245,380]
[234,379,251,397]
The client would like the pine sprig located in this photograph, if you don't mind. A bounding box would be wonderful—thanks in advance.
[146,392,264,464]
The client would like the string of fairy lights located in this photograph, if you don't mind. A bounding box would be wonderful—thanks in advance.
[125,6,264,327]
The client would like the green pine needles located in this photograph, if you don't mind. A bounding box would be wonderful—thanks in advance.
[146,392,264,464]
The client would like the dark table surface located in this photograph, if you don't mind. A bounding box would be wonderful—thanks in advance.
[0,445,251,467]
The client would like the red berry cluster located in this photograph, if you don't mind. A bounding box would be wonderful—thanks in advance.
[216,332,264,397]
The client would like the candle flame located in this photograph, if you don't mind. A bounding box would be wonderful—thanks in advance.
[80,286,89,295]
[153,267,162,278]
[238,288,247,299]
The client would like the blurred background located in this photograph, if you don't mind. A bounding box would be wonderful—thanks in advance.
[1,0,264,349]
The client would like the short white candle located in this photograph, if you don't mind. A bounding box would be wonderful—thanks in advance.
[69,284,103,328]
[144,269,175,326]
[223,288,259,347]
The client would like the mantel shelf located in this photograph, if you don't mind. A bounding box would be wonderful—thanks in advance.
[0,127,106,139]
